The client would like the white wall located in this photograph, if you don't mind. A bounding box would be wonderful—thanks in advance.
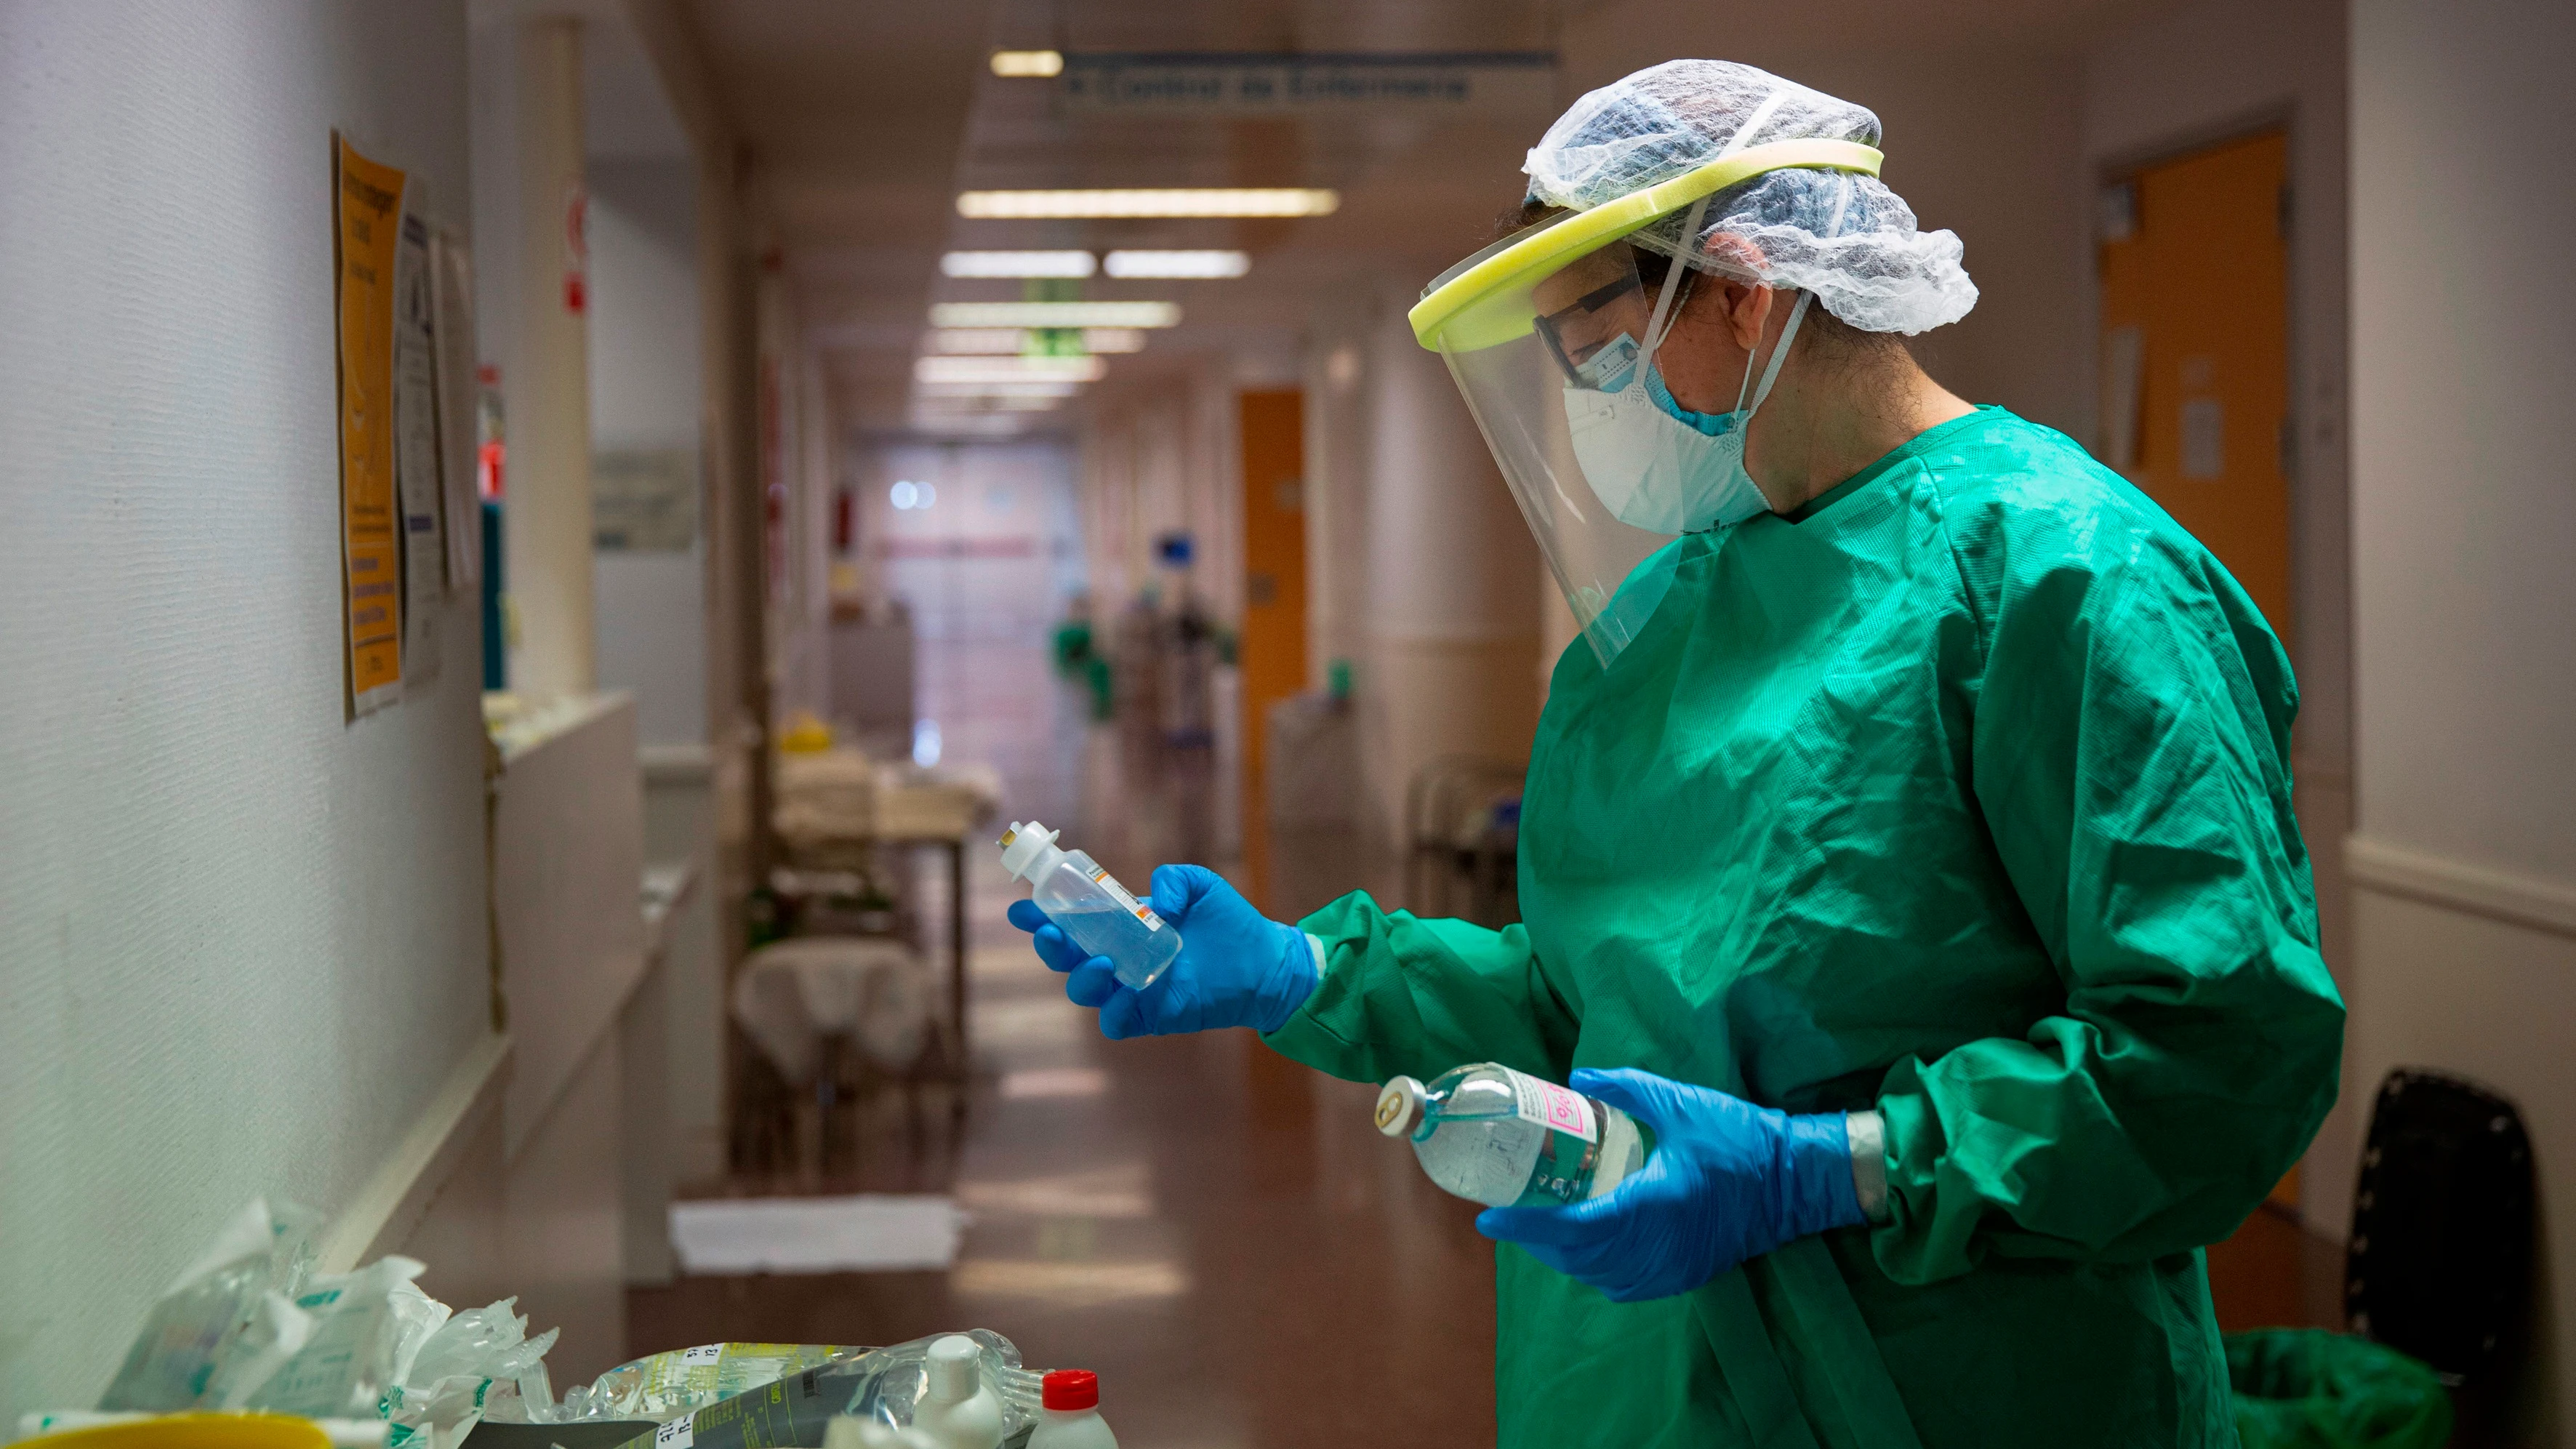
[2350,0,2576,1430]
[589,156,707,747]
[0,1,486,1422]
[1359,286,1544,849]
[2080,0,2361,1240]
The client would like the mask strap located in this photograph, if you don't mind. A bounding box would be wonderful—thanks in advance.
[1741,291,1813,416]
[1640,192,1713,362]
[1738,172,1856,417]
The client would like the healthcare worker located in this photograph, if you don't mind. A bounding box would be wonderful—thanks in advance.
[1012,60,2343,1448]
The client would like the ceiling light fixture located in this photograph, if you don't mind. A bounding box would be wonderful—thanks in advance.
[928,327,1149,356]
[927,329,1029,355]
[1103,249,1251,279]
[929,301,1181,329]
[940,249,1096,279]
[914,379,1083,399]
[914,393,1066,414]
[989,50,1064,78]
[955,188,1339,220]
[915,356,1106,386]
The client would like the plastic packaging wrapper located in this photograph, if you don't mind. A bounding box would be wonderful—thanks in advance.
[553,1344,861,1424]
[385,1297,561,1448]
[249,1256,428,1418]
[833,1332,1040,1434]
[99,1199,323,1413]
[203,1291,316,1411]
[2226,1328,2454,1449]
[600,1331,1042,1449]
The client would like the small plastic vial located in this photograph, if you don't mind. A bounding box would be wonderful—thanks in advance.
[910,1335,1003,1449]
[1000,821,1181,990]
[1027,1370,1118,1449]
[1376,1061,1647,1208]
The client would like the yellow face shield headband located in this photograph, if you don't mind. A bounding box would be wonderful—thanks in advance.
[1407,138,1884,355]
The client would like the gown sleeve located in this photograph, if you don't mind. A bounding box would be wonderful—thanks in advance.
[1870,501,2347,1285]
[1262,891,1583,1088]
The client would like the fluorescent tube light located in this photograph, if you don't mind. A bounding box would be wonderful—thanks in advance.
[989,50,1064,78]
[928,327,1149,356]
[955,188,1339,220]
[916,355,1107,385]
[928,329,1030,355]
[941,250,1096,279]
[1104,249,1251,279]
[929,301,1181,329]
[915,380,1083,399]
[915,393,1065,414]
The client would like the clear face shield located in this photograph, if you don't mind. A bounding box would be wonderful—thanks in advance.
[1407,140,1882,667]
[1421,226,1714,665]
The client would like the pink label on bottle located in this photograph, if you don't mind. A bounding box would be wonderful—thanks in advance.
[1090,867,1164,931]
[1511,1072,1597,1144]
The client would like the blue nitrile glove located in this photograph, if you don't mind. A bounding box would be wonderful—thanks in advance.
[1006,864,1317,1039]
[1475,1067,1865,1302]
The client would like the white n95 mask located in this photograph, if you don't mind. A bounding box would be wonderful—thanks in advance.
[1562,287,1814,536]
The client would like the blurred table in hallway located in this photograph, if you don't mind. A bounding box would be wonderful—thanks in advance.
[773,749,1003,1116]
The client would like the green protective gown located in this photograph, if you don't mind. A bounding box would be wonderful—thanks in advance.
[1264,408,2345,1449]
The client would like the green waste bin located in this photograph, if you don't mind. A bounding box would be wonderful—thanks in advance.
[2228,1328,2453,1449]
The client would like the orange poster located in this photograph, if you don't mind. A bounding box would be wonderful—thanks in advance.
[334,133,406,715]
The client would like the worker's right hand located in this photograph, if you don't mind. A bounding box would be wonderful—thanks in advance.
[1008,864,1319,1038]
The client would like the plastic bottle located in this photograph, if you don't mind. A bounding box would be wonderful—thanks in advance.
[1026,1370,1117,1449]
[1375,1062,1647,1208]
[999,822,1180,989]
[824,1421,935,1449]
[910,1336,1003,1449]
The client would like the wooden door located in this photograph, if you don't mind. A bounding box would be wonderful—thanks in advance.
[2098,129,2294,646]
[1237,390,1309,909]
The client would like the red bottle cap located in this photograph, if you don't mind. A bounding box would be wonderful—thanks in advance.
[1042,1369,1099,1410]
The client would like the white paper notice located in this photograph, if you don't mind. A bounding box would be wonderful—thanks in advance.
[393,209,445,684]
[430,228,481,593]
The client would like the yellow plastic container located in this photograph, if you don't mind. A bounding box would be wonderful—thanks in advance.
[26,1415,332,1449]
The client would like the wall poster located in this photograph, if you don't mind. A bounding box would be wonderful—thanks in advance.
[334,132,407,715]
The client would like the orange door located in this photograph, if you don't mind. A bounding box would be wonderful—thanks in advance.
[1237,390,1309,908]
[2097,130,2293,646]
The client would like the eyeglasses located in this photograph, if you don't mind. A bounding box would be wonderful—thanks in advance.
[1535,270,1651,384]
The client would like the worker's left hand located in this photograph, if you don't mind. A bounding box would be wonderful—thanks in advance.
[1475,1067,1866,1302]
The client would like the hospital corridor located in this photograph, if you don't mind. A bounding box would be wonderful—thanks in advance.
[3,2,2573,1448]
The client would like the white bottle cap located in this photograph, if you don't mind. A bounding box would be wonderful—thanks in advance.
[926,1334,981,1405]
[998,822,1064,883]
[1375,1077,1426,1138]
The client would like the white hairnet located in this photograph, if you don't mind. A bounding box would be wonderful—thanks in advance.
[1523,60,1977,336]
